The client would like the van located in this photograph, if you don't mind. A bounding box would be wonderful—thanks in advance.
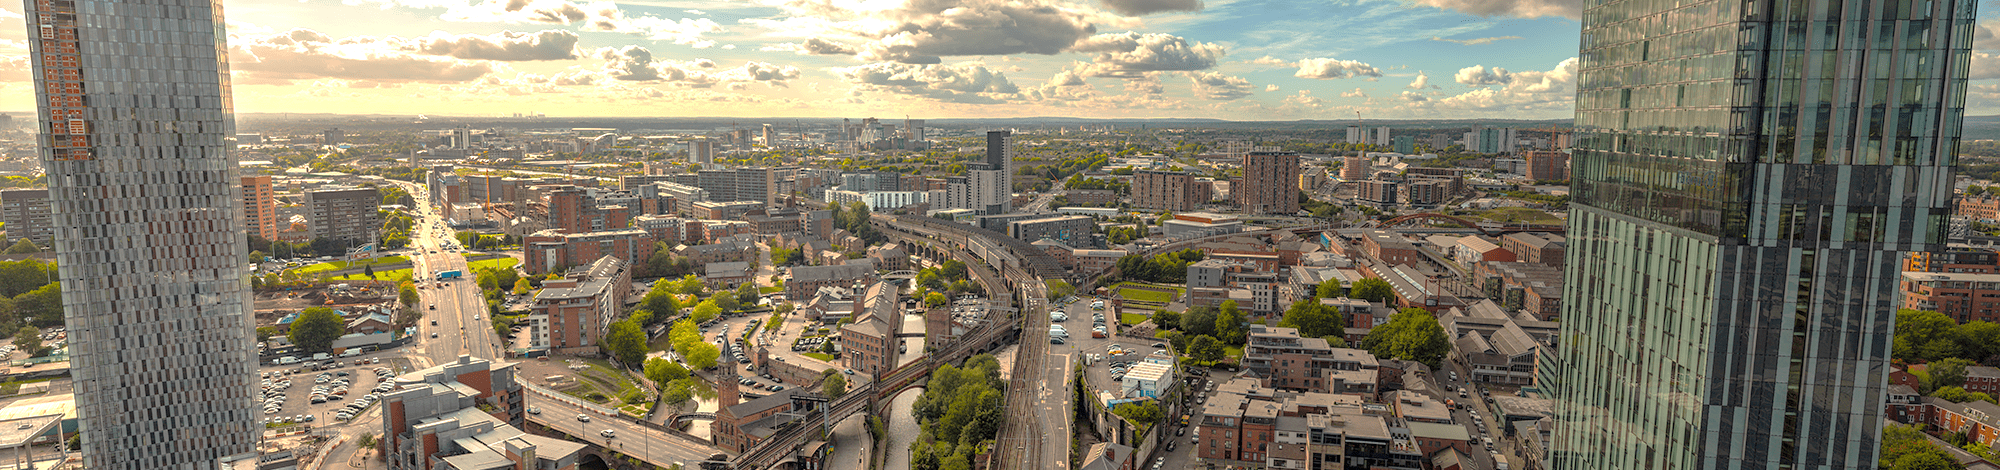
[311,353,331,361]
[276,356,298,365]
[340,349,361,357]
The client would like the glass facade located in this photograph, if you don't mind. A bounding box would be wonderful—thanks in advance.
[23,0,259,468]
[1555,0,1973,469]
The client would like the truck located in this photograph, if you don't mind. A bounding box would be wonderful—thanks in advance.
[274,356,298,365]
[436,270,462,281]
[311,352,331,361]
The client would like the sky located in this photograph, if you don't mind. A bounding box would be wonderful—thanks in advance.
[0,0,1993,120]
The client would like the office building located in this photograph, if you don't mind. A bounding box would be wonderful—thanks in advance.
[1133,170,1198,211]
[1006,215,1095,247]
[1345,125,1365,144]
[1462,127,1518,154]
[322,128,344,146]
[1551,1,1974,469]
[695,167,778,205]
[26,0,263,464]
[0,189,52,247]
[1371,127,1392,146]
[528,256,630,355]
[689,139,714,165]
[1523,150,1569,182]
[1357,180,1398,207]
[1392,135,1415,154]
[306,187,383,244]
[1235,151,1301,214]
[241,176,278,241]
[522,228,655,276]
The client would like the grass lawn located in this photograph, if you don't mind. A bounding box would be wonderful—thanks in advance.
[803,352,835,362]
[467,257,520,272]
[760,286,782,294]
[330,268,413,283]
[1225,345,1242,359]
[1120,313,1147,326]
[293,256,411,275]
[575,358,642,402]
[1112,282,1184,303]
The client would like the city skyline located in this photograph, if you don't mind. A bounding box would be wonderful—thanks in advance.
[0,0,1780,120]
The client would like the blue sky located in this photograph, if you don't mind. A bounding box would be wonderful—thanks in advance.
[0,0,1992,120]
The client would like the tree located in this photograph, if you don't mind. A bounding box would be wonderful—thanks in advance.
[822,369,849,398]
[11,326,37,356]
[639,283,681,324]
[604,320,647,366]
[676,274,704,295]
[1112,401,1163,428]
[399,283,420,308]
[364,263,376,281]
[1350,278,1395,303]
[1933,386,1997,404]
[1896,309,1960,362]
[14,282,61,327]
[645,358,690,385]
[1359,308,1451,368]
[2,239,37,255]
[925,292,949,308]
[1188,335,1225,363]
[1933,358,1977,389]
[1955,321,2000,363]
[661,385,693,407]
[1279,299,1345,338]
[1215,301,1247,346]
[692,299,721,324]
[1152,310,1180,330]
[1316,279,1346,299]
[1890,452,1964,470]
[288,307,345,353]
[683,342,721,369]
[1181,306,1217,338]
[512,278,531,296]
[736,282,759,305]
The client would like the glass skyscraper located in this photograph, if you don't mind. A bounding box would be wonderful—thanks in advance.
[24,0,259,467]
[1553,0,1974,469]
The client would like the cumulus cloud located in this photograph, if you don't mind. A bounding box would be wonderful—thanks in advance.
[1069,32,1225,78]
[1972,51,2000,80]
[760,37,859,55]
[1421,58,1577,111]
[1408,71,1435,89]
[1341,88,1367,98]
[441,0,723,47]
[1283,90,1324,107]
[1399,90,1429,102]
[230,28,495,85]
[1410,0,1581,19]
[1246,56,1292,67]
[1977,22,2000,51]
[1430,36,1521,46]
[836,61,1021,103]
[1186,71,1251,100]
[0,55,27,82]
[592,45,801,87]
[1099,0,1201,16]
[1264,84,1279,92]
[1294,58,1383,80]
[745,0,1130,64]
[1049,69,1088,87]
[401,30,579,61]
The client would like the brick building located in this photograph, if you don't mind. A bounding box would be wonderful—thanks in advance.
[1522,150,1569,181]
[1498,232,1565,266]
[306,186,382,244]
[1357,230,1426,266]
[1235,151,1301,214]
[1195,376,1423,470]
[1960,195,2000,223]
[1242,325,1380,395]
[522,228,656,276]
[0,189,51,247]
[840,282,901,376]
[1905,247,2000,273]
[527,256,630,355]
[241,176,278,241]
[1900,271,2000,324]
[786,261,878,300]
[1358,180,1398,207]
[1133,169,1199,211]
[1472,262,1565,321]
[380,356,568,470]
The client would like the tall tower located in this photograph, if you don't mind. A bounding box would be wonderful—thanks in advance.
[980,130,1013,214]
[25,0,260,466]
[1552,1,1974,470]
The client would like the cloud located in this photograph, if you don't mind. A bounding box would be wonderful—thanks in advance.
[1977,22,2000,51]
[1264,84,1279,92]
[1069,32,1225,78]
[1430,36,1521,45]
[1049,70,1088,87]
[1973,51,2000,80]
[1283,90,1324,108]
[1454,64,1510,85]
[1407,71,1435,89]
[0,55,27,82]
[230,28,494,85]
[1420,58,1577,111]
[1186,71,1250,100]
[836,61,1021,103]
[1341,87,1367,98]
[593,45,800,87]
[441,0,723,47]
[1098,0,1201,16]
[761,37,859,55]
[1409,0,1581,20]
[401,30,579,61]
[1294,58,1383,80]
[1246,56,1292,67]
[746,0,1130,64]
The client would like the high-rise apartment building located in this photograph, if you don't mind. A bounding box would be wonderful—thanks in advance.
[322,128,344,145]
[1234,151,1300,214]
[689,139,714,165]
[241,176,278,240]
[26,0,262,465]
[1523,150,1570,182]
[1552,1,1975,469]
[0,189,52,247]
[306,187,383,244]
[1344,125,1364,144]
[979,130,1014,214]
[1133,170,1198,211]
[695,167,777,205]
[1462,126,1519,154]
[1340,155,1371,181]
[1370,127,1391,146]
